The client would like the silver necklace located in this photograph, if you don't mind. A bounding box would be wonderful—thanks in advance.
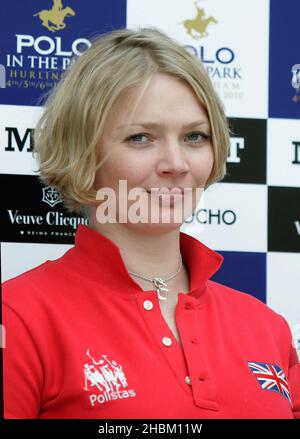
[128,255,183,301]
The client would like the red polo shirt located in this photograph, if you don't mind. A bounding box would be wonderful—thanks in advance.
[2,225,300,418]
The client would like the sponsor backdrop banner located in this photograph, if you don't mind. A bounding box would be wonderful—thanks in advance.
[0,0,299,361]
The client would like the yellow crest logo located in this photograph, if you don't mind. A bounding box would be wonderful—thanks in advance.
[180,2,217,39]
[33,0,75,32]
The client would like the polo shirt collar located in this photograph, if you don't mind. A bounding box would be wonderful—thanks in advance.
[74,224,223,299]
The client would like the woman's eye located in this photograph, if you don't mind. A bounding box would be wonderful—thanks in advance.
[186,131,209,144]
[126,133,150,144]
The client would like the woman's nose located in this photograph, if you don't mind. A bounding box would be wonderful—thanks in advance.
[156,140,190,176]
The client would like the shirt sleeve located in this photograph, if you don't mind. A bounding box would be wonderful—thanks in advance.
[2,303,43,419]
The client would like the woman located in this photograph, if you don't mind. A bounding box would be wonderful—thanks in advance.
[2,27,300,419]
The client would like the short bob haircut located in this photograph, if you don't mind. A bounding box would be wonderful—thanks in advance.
[34,27,230,215]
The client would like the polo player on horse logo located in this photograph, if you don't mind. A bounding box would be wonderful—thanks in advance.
[34,0,75,32]
[180,1,217,39]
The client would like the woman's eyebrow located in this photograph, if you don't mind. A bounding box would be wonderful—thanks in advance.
[116,120,210,130]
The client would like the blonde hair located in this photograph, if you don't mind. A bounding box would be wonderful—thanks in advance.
[34,27,230,215]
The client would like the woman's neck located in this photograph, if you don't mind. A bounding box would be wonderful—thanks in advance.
[88,215,190,295]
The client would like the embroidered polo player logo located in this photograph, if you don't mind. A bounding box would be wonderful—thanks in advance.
[33,0,75,32]
[180,2,217,39]
[83,349,136,407]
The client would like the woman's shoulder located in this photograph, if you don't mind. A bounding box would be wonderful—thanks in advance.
[207,278,288,328]
[3,259,54,284]
[2,247,76,307]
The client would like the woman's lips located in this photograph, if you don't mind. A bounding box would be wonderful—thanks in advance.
[146,187,185,194]
[146,189,184,206]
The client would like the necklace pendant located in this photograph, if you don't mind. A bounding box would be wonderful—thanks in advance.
[153,277,168,301]
[157,290,167,301]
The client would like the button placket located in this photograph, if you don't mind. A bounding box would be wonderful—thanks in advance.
[176,295,219,410]
[137,293,193,396]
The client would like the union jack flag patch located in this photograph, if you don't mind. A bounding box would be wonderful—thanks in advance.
[247,361,291,403]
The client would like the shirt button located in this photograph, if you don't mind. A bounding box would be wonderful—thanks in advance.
[143,300,153,311]
[162,337,172,347]
[185,375,191,385]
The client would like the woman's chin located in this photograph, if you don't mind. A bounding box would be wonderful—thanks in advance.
[128,225,181,236]
[124,215,185,235]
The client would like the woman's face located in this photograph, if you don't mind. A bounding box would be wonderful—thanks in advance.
[93,73,214,232]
